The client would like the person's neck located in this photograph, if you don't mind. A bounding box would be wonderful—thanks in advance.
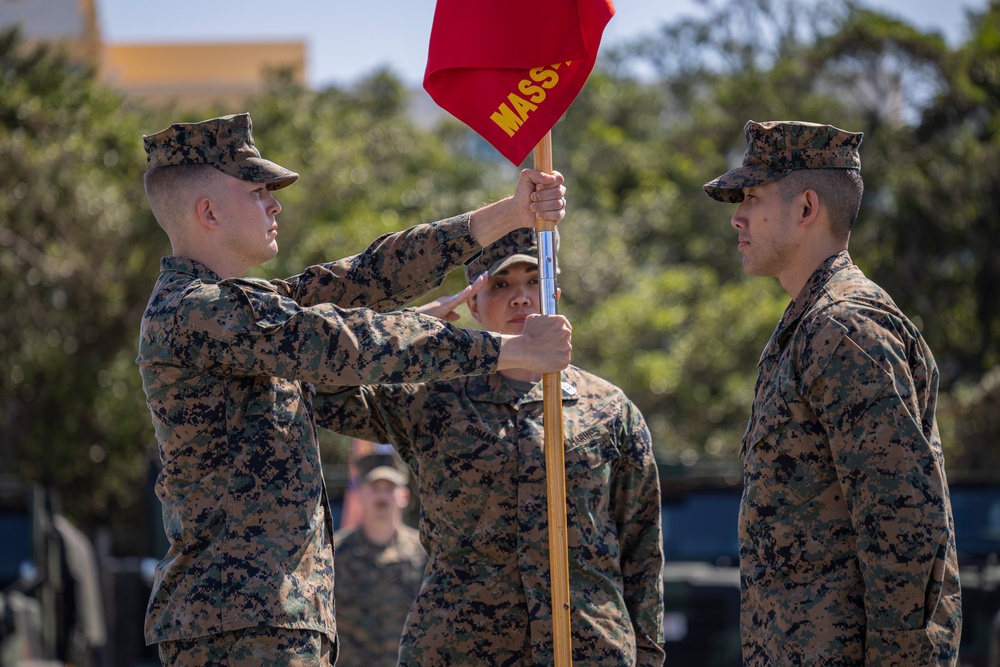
[361,517,399,546]
[779,239,847,299]
[170,236,248,279]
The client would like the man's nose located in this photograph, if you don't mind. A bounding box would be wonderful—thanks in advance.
[731,204,746,230]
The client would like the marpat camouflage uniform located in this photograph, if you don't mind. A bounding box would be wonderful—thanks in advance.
[137,214,502,645]
[314,367,666,666]
[739,252,961,665]
[333,524,427,666]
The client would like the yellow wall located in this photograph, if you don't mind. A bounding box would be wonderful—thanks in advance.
[101,41,306,108]
[1,0,309,107]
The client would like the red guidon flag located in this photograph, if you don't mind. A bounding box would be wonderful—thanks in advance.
[424,0,615,165]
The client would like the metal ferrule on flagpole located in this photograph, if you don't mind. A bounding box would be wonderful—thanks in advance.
[538,230,558,316]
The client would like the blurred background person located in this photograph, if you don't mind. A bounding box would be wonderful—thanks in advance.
[333,450,427,667]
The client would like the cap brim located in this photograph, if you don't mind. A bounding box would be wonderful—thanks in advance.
[225,156,300,191]
[703,165,789,203]
[363,466,407,486]
[486,253,539,278]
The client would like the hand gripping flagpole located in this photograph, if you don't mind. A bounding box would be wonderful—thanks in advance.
[533,131,573,666]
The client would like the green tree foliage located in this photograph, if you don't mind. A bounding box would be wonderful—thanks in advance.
[0,33,499,541]
[553,0,1000,465]
[0,28,160,533]
[2,0,998,544]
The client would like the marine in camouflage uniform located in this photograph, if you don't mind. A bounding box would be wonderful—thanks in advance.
[136,113,570,663]
[333,457,427,666]
[704,120,962,665]
[314,229,666,666]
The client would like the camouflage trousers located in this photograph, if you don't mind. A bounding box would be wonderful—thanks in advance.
[158,627,336,667]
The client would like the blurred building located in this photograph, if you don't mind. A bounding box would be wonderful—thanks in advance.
[102,41,305,108]
[0,0,307,109]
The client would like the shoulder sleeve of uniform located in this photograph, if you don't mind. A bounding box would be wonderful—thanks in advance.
[175,279,296,342]
[798,313,892,433]
[617,395,655,470]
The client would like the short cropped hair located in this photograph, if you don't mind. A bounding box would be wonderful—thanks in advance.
[777,168,864,240]
[144,163,222,228]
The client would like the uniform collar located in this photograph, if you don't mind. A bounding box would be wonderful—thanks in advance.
[159,257,277,292]
[159,256,221,283]
[760,251,854,361]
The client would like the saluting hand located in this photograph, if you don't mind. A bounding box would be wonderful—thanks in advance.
[414,273,488,322]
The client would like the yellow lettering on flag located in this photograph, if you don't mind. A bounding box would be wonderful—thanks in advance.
[530,66,560,89]
[489,61,576,138]
[518,79,546,104]
[509,93,538,120]
[491,103,525,137]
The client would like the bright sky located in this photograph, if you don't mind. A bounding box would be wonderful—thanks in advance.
[95,0,985,89]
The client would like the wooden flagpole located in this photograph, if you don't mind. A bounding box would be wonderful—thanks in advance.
[533,131,573,666]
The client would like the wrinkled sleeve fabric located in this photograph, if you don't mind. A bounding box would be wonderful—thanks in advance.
[802,316,951,665]
[312,383,421,462]
[610,400,665,667]
[160,281,499,390]
[274,213,480,311]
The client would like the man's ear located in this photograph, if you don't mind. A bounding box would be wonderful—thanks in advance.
[799,189,820,228]
[195,197,220,231]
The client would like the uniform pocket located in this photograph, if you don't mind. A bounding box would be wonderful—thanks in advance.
[419,426,510,537]
[229,280,298,333]
[564,423,617,480]
[742,387,792,457]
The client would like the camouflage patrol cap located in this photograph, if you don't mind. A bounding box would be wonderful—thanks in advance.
[703,120,863,203]
[143,112,299,190]
[356,453,409,486]
[464,227,559,283]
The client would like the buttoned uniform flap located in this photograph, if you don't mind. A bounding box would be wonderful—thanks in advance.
[742,381,793,456]
[178,278,295,343]
[809,331,894,434]
[227,278,299,332]
[563,423,619,479]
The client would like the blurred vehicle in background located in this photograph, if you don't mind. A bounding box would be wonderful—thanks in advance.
[4,460,999,667]
[659,463,743,667]
[0,475,105,667]
[657,463,1000,667]
[951,482,1000,665]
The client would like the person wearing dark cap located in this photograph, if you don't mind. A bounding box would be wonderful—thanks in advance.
[704,120,961,666]
[136,112,572,666]
[313,228,665,666]
[333,452,427,667]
